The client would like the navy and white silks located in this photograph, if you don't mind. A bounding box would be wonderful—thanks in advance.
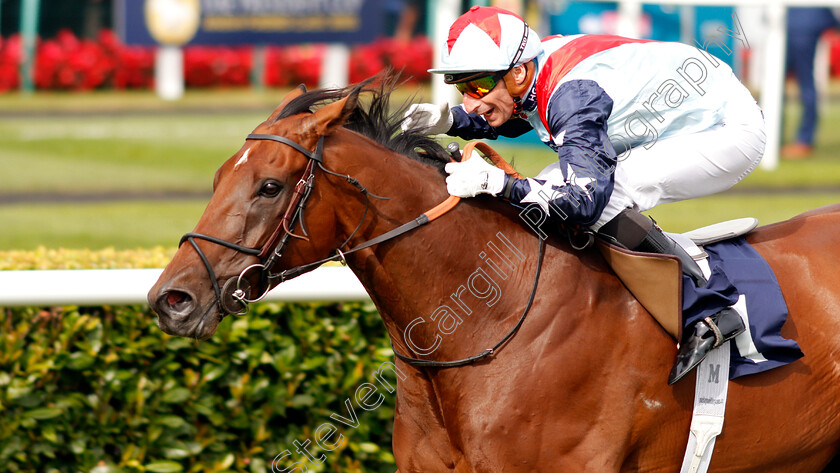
[447,34,766,230]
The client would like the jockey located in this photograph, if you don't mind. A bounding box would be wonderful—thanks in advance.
[403,6,766,384]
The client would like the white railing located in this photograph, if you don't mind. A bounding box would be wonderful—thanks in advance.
[0,266,369,307]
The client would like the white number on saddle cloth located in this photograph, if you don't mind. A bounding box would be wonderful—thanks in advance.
[731,295,768,364]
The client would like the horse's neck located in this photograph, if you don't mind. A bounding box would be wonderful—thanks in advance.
[330,140,590,360]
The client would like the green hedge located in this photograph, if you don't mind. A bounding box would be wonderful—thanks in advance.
[0,300,398,473]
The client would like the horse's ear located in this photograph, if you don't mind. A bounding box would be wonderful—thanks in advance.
[308,94,357,136]
[268,84,307,120]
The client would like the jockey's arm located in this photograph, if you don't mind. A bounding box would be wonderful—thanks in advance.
[503,80,618,227]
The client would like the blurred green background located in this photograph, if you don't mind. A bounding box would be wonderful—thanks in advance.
[2,84,840,250]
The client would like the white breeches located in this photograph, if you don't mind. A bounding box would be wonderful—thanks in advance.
[592,98,766,231]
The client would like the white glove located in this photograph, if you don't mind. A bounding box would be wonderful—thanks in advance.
[444,151,507,197]
[401,103,453,135]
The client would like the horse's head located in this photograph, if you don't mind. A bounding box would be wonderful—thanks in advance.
[149,73,452,340]
[148,84,368,339]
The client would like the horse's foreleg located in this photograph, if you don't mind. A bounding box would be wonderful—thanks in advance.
[391,365,458,473]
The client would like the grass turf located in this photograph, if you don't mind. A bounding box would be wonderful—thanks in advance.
[0,201,206,250]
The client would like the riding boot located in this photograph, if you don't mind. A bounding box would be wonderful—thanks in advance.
[667,307,745,384]
[598,208,707,287]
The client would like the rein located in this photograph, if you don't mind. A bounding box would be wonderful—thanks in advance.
[391,237,545,368]
[179,132,544,369]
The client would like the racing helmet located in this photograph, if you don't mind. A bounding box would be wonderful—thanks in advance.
[428,6,542,84]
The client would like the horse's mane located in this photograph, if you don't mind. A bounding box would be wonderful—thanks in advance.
[274,70,452,173]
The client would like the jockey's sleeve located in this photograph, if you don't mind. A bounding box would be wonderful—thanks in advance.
[448,105,533,140]
[503,79,618,227]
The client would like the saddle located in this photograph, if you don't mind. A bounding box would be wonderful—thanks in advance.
[597,218,758,339]
[459,140,800,380]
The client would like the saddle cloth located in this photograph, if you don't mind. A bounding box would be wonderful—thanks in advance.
[598,218,803,380]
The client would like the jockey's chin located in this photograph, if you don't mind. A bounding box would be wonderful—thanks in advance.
[483,107,513,127]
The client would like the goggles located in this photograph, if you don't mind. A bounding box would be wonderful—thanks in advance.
[453,70,507,99]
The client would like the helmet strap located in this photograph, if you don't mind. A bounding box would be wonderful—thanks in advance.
[503,62,535,116]
[512,96,524,116]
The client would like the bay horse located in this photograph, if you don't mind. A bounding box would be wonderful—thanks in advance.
[148,74,840,472]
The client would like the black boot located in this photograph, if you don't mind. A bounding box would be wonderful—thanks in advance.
[598,208,707,287]
[667,307,745,385]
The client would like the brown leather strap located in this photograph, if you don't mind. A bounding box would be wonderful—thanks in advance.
[461,141,522,179]
[425,196,460,221]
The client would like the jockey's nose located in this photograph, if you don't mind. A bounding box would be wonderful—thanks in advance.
[463,94,482,114]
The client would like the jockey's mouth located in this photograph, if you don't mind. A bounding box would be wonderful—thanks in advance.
[481,107,500,123]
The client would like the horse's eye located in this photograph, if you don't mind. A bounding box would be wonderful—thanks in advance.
[259,180,282,197]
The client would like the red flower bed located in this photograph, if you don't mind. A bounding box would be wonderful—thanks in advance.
[101,29,155,90]
[0,34,21,92]
[184,46,252,88]
[34,29,115,90]
[0,29,433,93]
[264,44,325,88]
[827,30,840,78]
[349,37,433,84]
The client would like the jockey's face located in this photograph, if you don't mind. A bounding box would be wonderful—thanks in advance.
[461,81,515,127]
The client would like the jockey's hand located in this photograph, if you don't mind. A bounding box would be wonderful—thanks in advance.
[401,103,453,135]
[444,151,506,197]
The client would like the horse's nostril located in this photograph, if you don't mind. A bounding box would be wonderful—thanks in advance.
[167,291,187,307]
[160,289,195,315]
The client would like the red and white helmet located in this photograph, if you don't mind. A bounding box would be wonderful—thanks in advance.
[429,6,542,78]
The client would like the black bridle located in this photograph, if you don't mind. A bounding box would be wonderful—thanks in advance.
[179,132,396,314]
[179,131,545,369]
